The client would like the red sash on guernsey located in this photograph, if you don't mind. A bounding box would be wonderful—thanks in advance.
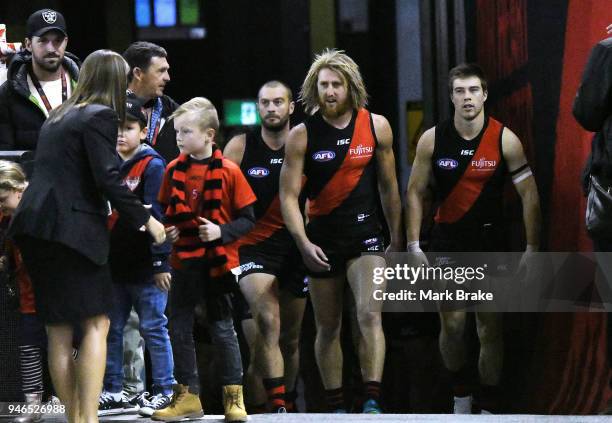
[308,108,376,218]
[434,118,503,224]
[107,156,154,229]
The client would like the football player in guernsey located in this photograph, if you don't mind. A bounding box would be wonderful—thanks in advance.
[280,49,403,414]
[224,81,307,413]
[406,63,541,414]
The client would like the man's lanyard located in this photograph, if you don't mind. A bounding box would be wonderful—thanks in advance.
[147,98,163,146]
[29,68,67,113]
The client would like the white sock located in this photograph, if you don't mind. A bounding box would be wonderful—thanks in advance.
[453,395,472,414]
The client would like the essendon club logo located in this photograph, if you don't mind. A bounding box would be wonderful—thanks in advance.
[248,167,270,178]
[124,177,140,191]
[436,158,458,170]
[312,150,335,162]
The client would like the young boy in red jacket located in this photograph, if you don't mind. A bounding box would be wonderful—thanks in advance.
[155,97,256,423]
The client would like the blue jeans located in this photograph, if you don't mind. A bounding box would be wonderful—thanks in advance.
[169,268,243,394]
[104,281,175,395]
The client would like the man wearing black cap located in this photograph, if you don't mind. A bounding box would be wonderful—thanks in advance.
[0,9,79,155]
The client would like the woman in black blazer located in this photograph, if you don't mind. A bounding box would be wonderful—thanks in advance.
[9,50,166,423]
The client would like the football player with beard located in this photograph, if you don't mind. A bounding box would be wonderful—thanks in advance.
[224,81,307,413]
[280,49,402,414]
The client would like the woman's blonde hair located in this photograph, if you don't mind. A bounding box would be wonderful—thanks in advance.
[299,48,368,115]
[170,97,219,132]
[50,49,128,123]
[0,160,27,192]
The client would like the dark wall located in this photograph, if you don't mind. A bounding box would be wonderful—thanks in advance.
[127,0,311,136]
[3,0,400,140]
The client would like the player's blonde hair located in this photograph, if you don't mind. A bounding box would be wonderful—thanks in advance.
[0,161,27,192]
[170,97,219,132]
[299,48,368,115]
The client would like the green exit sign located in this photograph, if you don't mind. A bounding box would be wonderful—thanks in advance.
[224,99,261,126]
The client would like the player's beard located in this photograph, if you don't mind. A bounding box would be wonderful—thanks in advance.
[319,97,350,119]
[261,114,290,132]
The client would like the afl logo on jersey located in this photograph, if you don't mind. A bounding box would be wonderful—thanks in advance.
[436,158,458,170]
[248,167,270,178]
[313,150,336,162]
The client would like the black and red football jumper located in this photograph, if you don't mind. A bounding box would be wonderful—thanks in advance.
[303,108,385,277]
[430,116,508,252]
[228,131,307,297]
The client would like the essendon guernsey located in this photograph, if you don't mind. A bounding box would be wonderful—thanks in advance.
[303,108,379,227]
[432,116,507,228]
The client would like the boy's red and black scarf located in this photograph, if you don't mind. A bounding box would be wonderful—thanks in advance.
[164,145,230,278]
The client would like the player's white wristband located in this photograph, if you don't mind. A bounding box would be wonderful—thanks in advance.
[525,244,538,253]
[407,241,422,252]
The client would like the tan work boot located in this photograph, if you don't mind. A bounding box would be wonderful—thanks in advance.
[151,384,204,422]
[223,385,247,422]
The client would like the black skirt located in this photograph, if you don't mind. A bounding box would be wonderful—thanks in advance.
[16,236,113,324]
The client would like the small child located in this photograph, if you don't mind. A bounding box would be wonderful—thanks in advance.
[155,97,256,423]
[0,160,47,423]
[98,94,175,417]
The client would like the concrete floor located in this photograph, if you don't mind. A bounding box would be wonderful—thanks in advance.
[3,413,609,423]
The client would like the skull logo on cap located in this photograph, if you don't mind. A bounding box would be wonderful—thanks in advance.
[42,10,57,24]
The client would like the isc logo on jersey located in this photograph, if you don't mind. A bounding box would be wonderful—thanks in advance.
[313,151,336,162]
[248,167,270,178]
[270,158,283,164]
[436,158,458,170]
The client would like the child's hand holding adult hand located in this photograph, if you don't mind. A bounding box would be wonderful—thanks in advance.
[197,216,221,242]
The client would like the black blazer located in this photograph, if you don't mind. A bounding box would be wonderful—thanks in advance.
[9,104,150,265]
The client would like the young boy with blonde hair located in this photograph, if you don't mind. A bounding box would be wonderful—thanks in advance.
[155,97,256,422]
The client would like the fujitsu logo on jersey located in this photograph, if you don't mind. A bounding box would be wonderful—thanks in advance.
[313,150,336,162]
[471,157,497,169]
[248,167,270,178]
[349,144,374,158]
